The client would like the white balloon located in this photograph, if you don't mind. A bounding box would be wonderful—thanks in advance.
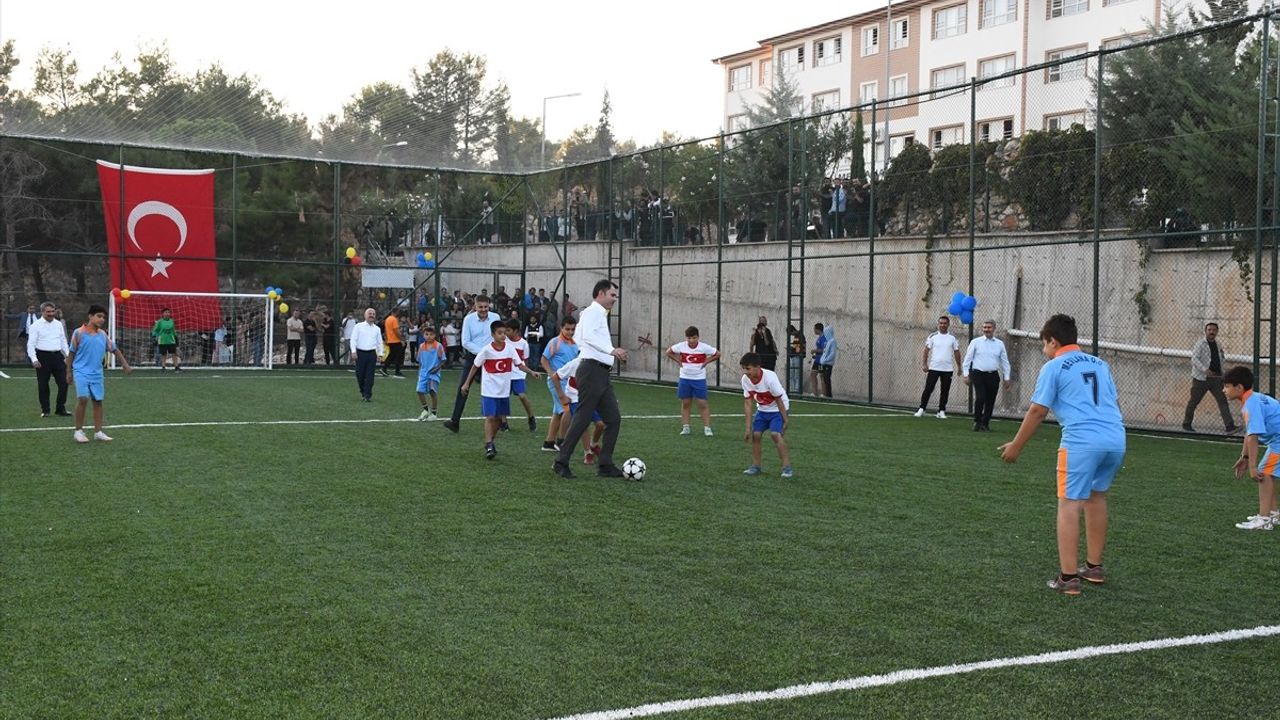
[127,201,188,253]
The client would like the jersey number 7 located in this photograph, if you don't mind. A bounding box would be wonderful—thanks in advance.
[1082,371,1099,405]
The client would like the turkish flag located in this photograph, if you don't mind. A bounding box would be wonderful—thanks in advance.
[97,161,220,329]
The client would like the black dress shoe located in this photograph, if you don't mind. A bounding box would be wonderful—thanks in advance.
[55,410,72,416]
[442,420,459,433]
[552,461,576,479]
[597,464,625,478]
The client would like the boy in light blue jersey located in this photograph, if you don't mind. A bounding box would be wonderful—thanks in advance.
[1223,366,1280,530]
[415,326,445,421]
[539,316,579,452]
[1000,314,1125,596]
[65,304,133,443]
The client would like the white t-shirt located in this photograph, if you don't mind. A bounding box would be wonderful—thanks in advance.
[443,324,460,347]
[670,340,718,380]
[553,355,584,404]
[507,336,530,379]
[741,368,789,413]
[925,331,961,371]
[473,341,520,398]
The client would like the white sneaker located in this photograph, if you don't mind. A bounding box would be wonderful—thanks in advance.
[428,412,438,422]
[73,430,89,444]
[680,425,691,435]
[1235,515,1274,530]
[936,411,948,419]
[913,408,925,418]
[704,426,714,436]
[1271,509,1280,522]
[94,431,113,442]
[418,409,431,421]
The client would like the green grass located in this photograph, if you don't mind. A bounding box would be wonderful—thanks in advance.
[1,367,1277,719]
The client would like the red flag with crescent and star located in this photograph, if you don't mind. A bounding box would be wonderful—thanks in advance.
[96,160,220,329]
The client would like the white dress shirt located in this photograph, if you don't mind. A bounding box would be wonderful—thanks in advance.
[27,318,69,362]
[574,301,615,366]
[963,336,1011,380]
[350,321,384,353]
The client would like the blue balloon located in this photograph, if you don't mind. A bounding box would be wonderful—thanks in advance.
[960,309,975,325]
[947,301,963,315]
[425,260,436,269]
[417,258,428,268]
[264,286,273,294]
[961,295,978,311]
[416,253,425,262]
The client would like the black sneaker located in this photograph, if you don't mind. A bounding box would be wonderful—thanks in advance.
[54,409,71,416]
[597,464,625,478]
[174,367,184,374]
[485,442,496,460]
[552,461,576,479]
[541,441,558,452]
[442,420,459,433]
[528,416,537,432]
[499,421,510,432]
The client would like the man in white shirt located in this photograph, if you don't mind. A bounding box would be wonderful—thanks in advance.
[915,315,963,419]
[350,308,384,402]
[443,295,495,433]
[27,301,71,417]
[554,280,628,480]
[962,319,1012,431]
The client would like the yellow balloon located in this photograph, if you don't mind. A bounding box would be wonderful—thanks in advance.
[278,302,290,313]
[268,290,279,300]
[345,247,356,259]
[378,292,386,299]
[423,252,433,261]
[120,289,131,300]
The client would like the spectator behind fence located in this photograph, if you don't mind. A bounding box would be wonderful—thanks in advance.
[1183,322,1237,434]
[750,315,778,371]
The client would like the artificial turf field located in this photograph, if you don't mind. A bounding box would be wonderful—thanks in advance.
[1,367,1277,719]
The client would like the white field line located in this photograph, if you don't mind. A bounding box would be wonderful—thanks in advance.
[0,412,898,434]
[546,625,1280,720]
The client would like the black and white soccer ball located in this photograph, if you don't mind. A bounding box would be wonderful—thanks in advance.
[622,457,646,481]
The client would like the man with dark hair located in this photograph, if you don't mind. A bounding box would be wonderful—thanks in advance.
[27,301,70,417]
[1183,322,1236,434]
[443,295,495,432]
[915,316,961,418]
[553,280,627,479]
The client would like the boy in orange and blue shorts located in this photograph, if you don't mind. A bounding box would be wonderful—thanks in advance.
[1223,365,1280,530]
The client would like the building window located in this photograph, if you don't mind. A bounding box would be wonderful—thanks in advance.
[780,45,805,73]
[888,75,908,107]
[812,90,841,113]
[759,59,773,87]
[1102,33,1148,50]
[930,64,966,98]
[789,97,804,117]
[931,126,965,149]
[979,118,1015,141]
[860,81,878,106]
[729,65,752,92]
[1049,0,1089,18]
[815,36,843,66]
[933,4,967,40]
[979,54,1016,89]
[862,25,880,56]
[980,0,1018,28]
[1046,46,1088,82]
[727,114,749,133]
[1045,111,1086,131]
[891,18,910,49]
[890,133,915,159]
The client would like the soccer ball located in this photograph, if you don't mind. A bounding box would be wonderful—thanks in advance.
[622,457,646,481]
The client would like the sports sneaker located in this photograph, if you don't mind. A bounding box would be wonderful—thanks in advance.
[1077,564,1106,585]
[1271,509,1280,522]
[704,426,714,437]
[680,425,691,436]
[936,410,948,419]
[428,411,438,422]
[484,442,496,460]
[73,429,89,444]
[541,441,559,452]
[583,451,596,465]
[552,461,576,479]
[527,416,537,432]
[94,431,113,442]
[1235,515,1274,530]
[743,465,762,476]
[781,466,794,478]
[418,409,431,421]
[913,408,925,418]
[590,444,602,457]
[1047,575,1082,596]
[499,421,510,433]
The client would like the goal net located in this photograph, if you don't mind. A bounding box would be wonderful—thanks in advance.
[108,291,275,369]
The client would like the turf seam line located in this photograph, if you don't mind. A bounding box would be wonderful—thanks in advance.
[545,624,1280,720]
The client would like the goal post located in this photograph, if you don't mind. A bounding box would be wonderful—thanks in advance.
[108,291,275,369]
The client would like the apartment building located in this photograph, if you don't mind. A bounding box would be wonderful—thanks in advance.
[713,0,1158,171]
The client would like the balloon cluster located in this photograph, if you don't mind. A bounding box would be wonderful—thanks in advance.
[415,252,435,269]
[947,291,979,326]
[344,246,364,266]
[111,287,133,301]
[264,285,284,300]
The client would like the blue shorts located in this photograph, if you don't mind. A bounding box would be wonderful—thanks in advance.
[677,378,708,400]
[416,374,440,394]
[510,378,527,395]
[481,396,511,419]
[569,402,603,423]
[75,376,105,401]
[548,380,569,414]
[1056,447,1124,500]
[1260,449,1279,478]
[752,410,784,434]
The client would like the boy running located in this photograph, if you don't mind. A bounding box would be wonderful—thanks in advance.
[740,352,793,478]
[416,326,446,421]
[66,304,133,443]
[505,318,538,432]
[461,320,540,459]
[666,325,721,436]
[540,316,579,452]
[999,314,1126,596]
[1223,365,1280,530]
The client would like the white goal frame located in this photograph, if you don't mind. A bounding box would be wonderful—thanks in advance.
[107,290,275,369]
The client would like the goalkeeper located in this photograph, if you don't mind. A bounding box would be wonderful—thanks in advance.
[151,308,183,373]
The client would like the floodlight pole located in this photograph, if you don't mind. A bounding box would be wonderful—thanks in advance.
[541,92,582,168]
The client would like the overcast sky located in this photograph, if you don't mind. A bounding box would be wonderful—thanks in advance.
[1,0,885,146]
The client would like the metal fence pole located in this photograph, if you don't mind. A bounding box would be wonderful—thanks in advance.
[716,133,725,388]
[868,100,878,403]
[1092,51,1104,355]
[967,78,977,416]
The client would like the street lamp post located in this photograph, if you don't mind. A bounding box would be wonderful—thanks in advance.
[541,92,582,168]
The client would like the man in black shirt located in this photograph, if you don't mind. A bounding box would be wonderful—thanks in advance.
[1183,322,1237,433]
